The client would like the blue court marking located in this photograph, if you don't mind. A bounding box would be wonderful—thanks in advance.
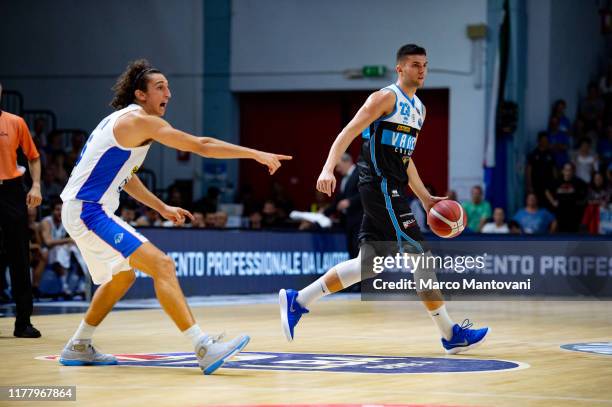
[38,351,527,374]
[561,342,612,356]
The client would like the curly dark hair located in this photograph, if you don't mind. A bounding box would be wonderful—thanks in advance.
[110,59,161,110]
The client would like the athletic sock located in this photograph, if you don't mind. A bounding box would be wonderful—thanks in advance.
[71,320,96,342]
[428,305,454,340]
[183,324,207,348]
[296,276,331,308]
[297,255,361,308]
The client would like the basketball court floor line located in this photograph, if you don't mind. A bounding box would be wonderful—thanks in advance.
[72,384,612,404]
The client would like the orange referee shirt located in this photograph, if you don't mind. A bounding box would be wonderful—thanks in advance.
[0,110,40,180]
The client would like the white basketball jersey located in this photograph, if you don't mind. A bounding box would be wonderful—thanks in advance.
[61,104,150,212]
[381,83,425,130]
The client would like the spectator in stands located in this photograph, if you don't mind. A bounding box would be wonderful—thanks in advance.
[580,82,605,131]
[271,181,294,219]
[134,206,162,227]
[550,99,571,134]
[28,207,48,298]
[526,132,557,209]
[546,163,588,233]
[41,200,87,298]
[235,185,258,216]
[190,211,206,228]
[573,137,599,184]
[513,193,556,234]
[167,185,186,209]
[481,207,510,234]
[49,151,68,184]
[462,185,491,232]
[213,211,228,228]
[548,116,570,168]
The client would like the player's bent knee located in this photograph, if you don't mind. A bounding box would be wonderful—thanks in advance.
[157,255,177,280]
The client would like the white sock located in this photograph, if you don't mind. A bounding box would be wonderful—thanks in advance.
[183,324,207,348]
[297,255,362,308]
[296,276,331,308]
[71,320,96,341]
[428,305,455,340]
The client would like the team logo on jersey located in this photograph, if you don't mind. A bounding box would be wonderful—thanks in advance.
[37,352,527,374]
[114,233,124,244]
[561,342,612,355]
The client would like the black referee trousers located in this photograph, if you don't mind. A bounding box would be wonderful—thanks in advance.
[0,177,33,328]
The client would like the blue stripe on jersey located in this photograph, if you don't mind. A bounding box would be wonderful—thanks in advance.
[380,178,423,253]
[80,202,143,258]
[380,129,417,151]
[76,147,131,202]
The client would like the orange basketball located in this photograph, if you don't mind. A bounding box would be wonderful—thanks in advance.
[427,200,467,238]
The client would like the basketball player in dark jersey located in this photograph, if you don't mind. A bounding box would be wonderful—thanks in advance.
[280,44,488,354]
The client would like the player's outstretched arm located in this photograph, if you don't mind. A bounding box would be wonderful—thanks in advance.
[143,116,291,175]
[317,90,395,196]
[123,175,194,226]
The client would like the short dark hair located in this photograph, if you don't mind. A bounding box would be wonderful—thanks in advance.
[396,44,426,62]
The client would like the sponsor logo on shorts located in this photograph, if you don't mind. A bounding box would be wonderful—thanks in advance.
[37,352,527,373]
[561,342,612,355]
[114,233,124,244]
[403,219,416,228]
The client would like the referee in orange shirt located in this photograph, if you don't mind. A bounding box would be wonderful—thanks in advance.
[0,83,42,338]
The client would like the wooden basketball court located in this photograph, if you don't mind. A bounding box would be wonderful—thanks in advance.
[1,298,611,406]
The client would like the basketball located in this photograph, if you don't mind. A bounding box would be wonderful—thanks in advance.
[427,200,467,238]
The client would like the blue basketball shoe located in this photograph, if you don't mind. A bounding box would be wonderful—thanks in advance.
[441,319,489,354]
[279,288,309,341]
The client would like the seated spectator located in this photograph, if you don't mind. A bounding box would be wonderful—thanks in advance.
[311,190,331,213]
[526,132,557,209]
[28,207,48,298]
[271,181,294,219]
[195,186,221,214]
[548,116,570,168]
[167,186,186,209]
[445,189,458,202]
[572,137,599,184]
[45,130,65,158]
[31,117,49,149]
[41,201,87,298]
[190,211,206,228]
[481,208,510,234]
[214,211,228,228]
[135,207,163,227]
[550,99,572,134]
[546,163,588,233]
[599,63,612,101]
[462,185,492,232]
[513,193,556,234]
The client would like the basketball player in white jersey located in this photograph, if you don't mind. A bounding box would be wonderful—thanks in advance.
[280,44,488,354]
[59,59,291,375]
